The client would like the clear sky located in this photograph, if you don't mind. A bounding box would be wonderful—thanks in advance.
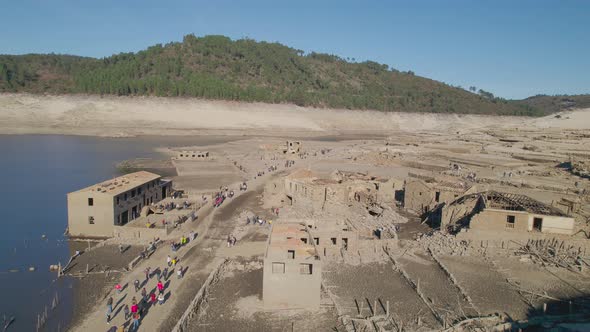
[1,0,588,99]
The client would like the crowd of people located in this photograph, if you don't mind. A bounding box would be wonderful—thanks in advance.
[107,262,173,331]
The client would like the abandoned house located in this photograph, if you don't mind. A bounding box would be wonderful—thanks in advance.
[67,171,172,238]
[174,150,210,160]
[263,223,321,310]
[284,169,402,214]
[282,141,301,155]
[404,177,475,215]
[441,191,575,235]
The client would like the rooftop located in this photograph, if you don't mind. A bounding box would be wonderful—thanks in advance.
[482,191,569,217]
[69,171,161,197]
[266,223,318,259]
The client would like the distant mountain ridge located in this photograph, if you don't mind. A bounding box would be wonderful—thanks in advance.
[0,34,588,116]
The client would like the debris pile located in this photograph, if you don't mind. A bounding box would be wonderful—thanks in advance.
[515,238,590,272]
[416,232,479,256]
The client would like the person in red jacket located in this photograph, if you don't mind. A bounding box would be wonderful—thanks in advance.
[157,280,164,293]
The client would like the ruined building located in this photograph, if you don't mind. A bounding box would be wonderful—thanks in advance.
[174,150,210,160]
[67,171,172,238]
[404,177,475,215]
[284,169,402,215]
[441,191,575,235]
[263,223,321,310]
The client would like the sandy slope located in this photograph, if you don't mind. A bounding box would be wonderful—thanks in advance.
[0,93,587,137]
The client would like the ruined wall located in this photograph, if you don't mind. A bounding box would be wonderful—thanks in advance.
[285,178,326,214]
[175,151,210,160]
[378,178,404,203]
[531,215,575,235]
[262,254,321,310]
[309,229,358,259]
[441,198,480,229]
[113,225,171,240]
[470,209,530,232]
[404,180,435,213]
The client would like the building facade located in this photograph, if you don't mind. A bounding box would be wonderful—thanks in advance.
[67,171,172,238]
[263,223,321,310]
[404,178,474,214]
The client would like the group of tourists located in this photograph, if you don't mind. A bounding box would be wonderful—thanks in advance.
[108,263,173,330]
[239,182,248,191]
[246,215,270,226]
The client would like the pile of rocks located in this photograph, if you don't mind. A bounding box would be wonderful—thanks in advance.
[416,232,474,256]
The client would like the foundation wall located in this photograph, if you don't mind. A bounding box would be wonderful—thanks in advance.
[113,225,171,240]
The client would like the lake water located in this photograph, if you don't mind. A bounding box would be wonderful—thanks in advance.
[0,134,240,331]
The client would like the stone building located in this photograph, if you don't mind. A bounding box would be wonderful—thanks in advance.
[174,150,210,160]
[441,191,575,235]
[67,171,172,238]
[263,223,321,310]
[284,169,403,215]
[403,177,474,214]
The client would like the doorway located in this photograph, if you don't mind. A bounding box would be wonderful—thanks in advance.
[533,217,543,232]
[121,211,128,225]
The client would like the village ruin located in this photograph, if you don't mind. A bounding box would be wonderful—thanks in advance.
[64,125,590,332]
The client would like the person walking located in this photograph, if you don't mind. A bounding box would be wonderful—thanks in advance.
[162,267,169,281]
[144,267,151,281]
[177,266,183,279]
[167,255,172,267]
[134,279,140,292]
[155,267,162,281]
[130,300,138,316]
[106,297,113,324]
[157,280,164,293]
[131,313,140,331]
[141,287,147,302]
[115,283,122,293]
[158,292,165,305]
[123,304,130,320]
[150,292,157,306]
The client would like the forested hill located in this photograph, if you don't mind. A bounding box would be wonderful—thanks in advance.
[0,34,582,116]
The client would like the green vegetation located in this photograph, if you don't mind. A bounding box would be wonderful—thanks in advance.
[513,94,590,115]
[1,34,586,116]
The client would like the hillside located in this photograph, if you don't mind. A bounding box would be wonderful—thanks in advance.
[515,94,590,114]
[0,34,572,116]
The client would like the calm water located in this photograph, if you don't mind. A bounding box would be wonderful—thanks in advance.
[0,135,241,331]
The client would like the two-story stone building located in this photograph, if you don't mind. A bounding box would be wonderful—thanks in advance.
[67,171,172,238]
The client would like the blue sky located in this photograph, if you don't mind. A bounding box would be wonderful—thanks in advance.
[1,0,588,99]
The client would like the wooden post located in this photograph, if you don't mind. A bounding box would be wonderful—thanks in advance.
[543,303,547,315]
[386,301,389,317]
[86,264,89,274]
[374,300,377,316]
